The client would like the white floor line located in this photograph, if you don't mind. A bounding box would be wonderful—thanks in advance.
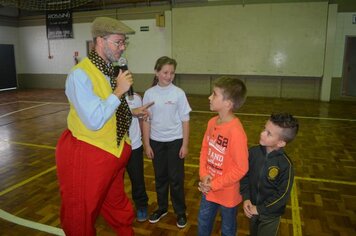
[0,101,68,106]
[0,209,65,236]
[192,110,356,122]
[0,103,50,118]
[2,101,355,122]
[19,100,69,105]
[0,101,20,106]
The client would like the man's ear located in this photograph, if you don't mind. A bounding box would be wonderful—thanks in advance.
[96,37,105,46]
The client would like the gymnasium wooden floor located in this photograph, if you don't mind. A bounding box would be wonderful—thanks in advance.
[0,89,355,236]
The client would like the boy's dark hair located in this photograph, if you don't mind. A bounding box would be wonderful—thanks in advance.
[214,76,247,111]
[151,56,177,86]
[270,113,299,143]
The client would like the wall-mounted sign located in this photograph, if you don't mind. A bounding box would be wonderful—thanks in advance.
[46,10,73,39]
[140,26,149,32]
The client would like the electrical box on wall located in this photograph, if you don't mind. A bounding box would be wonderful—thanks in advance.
[156,13,165,27]
[353,14,356,24]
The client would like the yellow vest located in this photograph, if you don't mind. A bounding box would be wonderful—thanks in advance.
[67,57,130,158]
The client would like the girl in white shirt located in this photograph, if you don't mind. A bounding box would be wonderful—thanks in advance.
[142,56,191,228]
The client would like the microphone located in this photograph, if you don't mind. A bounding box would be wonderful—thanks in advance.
[117,57,134,99]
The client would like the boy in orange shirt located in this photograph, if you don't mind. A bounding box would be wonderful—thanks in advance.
[198,76,249,236]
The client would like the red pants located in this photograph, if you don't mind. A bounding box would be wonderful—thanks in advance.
[56,130,134,236]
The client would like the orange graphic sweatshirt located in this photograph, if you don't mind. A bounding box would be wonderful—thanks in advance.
[199,116,249,207]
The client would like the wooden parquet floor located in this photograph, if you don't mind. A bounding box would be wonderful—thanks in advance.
[0,89,355,236]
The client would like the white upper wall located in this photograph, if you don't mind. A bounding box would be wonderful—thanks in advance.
[1,6,356,80]
[124,11,171,74]
[16,11,171,74]
[173,2,328,77]
[333,12,356,77]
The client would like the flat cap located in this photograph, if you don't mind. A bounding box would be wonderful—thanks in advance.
[91,17,135,38]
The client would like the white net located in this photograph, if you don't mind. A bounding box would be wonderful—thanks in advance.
[0,0,91,10]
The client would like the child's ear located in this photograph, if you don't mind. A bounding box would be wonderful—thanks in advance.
[277,140,286,148]
[225,99,233,110]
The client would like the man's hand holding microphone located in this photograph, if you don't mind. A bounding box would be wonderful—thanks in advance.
[113,57,154,120]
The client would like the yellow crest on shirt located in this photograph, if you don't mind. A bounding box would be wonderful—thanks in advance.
[268,166,279,180]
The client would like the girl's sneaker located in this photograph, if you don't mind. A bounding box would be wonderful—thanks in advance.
[136,208,148,222]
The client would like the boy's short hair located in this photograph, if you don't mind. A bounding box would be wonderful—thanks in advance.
[214,77,247,111]
[270,113,299,143]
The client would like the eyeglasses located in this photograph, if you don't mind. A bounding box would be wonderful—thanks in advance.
[105,38,129,48]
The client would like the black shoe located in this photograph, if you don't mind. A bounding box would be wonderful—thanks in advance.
[148,209,168,223]
[176,213,187,228]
